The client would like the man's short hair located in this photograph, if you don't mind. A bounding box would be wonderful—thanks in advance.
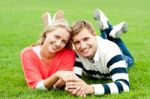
[71,20,95,37]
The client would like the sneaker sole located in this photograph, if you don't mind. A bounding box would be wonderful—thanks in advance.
[42,12,52,28]
[93,9,109,30]
[121,22,128,33]
[93,9,100,20]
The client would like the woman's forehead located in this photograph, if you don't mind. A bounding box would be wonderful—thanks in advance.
[46,28,70,38]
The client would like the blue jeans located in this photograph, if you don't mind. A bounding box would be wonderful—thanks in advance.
[100,23,134,69]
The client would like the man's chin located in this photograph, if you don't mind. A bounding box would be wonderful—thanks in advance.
[83,54,94,59]
[81,54,91,58]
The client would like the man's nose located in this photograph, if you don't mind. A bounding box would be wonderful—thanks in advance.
[80,42,86,49]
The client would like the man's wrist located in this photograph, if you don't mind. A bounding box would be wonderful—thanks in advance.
[91,84,104,95]
[86,85,94,94]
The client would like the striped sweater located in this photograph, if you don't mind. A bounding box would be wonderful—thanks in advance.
[73,36,129,95]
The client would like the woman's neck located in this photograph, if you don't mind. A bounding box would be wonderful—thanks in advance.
[40,45,56,65]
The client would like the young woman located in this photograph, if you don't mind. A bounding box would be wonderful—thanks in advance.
[20,11,79,90]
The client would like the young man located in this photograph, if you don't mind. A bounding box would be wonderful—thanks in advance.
[65,9,134,96]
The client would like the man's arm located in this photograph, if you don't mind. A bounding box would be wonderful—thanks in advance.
[73,54,84,77]
[92,54,129,95]
[66,54,129,95]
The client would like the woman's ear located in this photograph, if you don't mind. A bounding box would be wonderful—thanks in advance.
[42,12,52,29]
[93,32,97,36]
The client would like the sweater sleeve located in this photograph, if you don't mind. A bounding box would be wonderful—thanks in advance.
[20,48,43,88]
[92,54,129,95]
[73,54,83,78]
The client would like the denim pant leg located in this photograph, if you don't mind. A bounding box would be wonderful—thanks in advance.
[113,39,134,68]
[101,22,113,39]
[100,23,134,68]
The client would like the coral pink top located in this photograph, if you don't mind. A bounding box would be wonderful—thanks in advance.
[20,46,75,88]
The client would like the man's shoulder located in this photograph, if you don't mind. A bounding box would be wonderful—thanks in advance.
[97,36,116,45]
[97,37,119,50]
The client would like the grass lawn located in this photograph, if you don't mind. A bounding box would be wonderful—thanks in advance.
[0,0,150,98]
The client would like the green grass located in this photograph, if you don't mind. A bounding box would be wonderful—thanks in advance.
[0,0,150,98]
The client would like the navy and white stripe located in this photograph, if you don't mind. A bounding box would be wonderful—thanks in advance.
[73,36,130,95]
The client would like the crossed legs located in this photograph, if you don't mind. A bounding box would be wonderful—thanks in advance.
[93,9,134,68]
[42,10,65,29]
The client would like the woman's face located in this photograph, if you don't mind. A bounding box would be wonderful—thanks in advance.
[43,28,70,54]
[43,27,70,54]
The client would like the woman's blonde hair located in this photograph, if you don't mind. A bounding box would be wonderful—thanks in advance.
[33,19,72,48]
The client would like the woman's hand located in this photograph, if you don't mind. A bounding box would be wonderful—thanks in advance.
[43,71,79,89]
[56,71,80,82]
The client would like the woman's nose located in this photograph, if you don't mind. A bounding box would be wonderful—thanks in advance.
[55,40,61,47]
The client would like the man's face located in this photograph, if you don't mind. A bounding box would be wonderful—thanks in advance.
[72,28,97,59]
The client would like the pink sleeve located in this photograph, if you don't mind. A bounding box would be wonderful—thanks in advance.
[20,48,43,88]
[58,49,75,71]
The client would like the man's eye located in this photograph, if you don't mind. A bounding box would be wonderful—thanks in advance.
[55,35,60,39]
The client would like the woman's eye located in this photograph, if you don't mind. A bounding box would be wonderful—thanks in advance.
[74,41,79,45]
[62,40,67,44]
[55,35,59,39]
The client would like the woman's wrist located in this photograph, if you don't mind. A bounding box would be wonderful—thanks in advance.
[55,71,61,78]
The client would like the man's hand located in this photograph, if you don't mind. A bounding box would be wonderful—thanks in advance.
[65,79,94,97]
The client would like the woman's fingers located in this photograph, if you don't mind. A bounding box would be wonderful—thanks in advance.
[66,80,83,87]
[57,71,80,82]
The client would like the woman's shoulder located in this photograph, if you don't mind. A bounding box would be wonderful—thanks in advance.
[21,46,32,52]
[20,46,34,56]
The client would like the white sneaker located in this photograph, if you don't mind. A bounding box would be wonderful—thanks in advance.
[93,9,109,30]
[109,22,128,39]
[42,12,52,28]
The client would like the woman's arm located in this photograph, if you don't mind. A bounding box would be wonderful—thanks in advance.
[43,71,80,89]
[43,73,59,89]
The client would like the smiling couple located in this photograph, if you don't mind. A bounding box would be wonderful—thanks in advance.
[21,9,134,98]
